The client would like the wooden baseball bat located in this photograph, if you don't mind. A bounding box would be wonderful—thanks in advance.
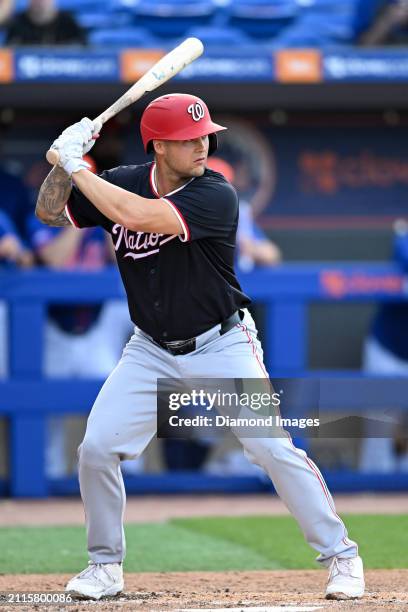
[46,37,204,166]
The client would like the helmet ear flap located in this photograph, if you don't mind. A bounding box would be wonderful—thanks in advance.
[208,133,218,156]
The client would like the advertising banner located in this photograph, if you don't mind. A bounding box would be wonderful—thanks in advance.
[216,118,408,228]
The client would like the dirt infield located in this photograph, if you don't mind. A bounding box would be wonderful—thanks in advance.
[0,570,407,611]
[1,494,407,526]
[1,495,407,610]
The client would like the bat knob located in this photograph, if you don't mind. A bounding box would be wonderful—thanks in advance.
[46,148,61,166]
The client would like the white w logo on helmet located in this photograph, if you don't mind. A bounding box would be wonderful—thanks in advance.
[187,102,205,122]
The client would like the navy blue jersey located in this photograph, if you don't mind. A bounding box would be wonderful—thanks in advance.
[66,162,250,340]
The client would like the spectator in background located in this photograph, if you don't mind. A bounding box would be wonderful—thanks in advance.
[29,156,133,477]
[0,209,33,378]
[360,0,408,46]
[0,162,34,378]
[0,161,34,247]
[207,157,281,271]
[0,210,32,267]
[0,162,33,479]
[360,221,408,473]
[0,0,14,29]
[6,0,86,46]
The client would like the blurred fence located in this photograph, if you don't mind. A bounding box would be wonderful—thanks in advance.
[1,263,408,497]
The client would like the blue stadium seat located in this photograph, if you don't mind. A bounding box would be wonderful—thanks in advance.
[296,0,354,9]
[14,0,28,10]
[135,0,217,38]
[352,0,386,39]
[228,0,299,39]
[279,10,354,45]
[186,26,251,47]
[109,0,139,9]
[57,0,103,9]
[274,26,348,48]
[107,0,140,27]
[77,9,134,31]
[296,0,357,21]
[89,27,158,48]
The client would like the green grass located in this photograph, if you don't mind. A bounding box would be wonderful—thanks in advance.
[1,515,407,574]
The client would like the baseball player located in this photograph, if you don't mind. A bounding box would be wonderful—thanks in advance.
[35,94,365,601]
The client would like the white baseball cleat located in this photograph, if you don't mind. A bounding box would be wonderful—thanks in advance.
[325,555,365,600]
[65,561,124,600]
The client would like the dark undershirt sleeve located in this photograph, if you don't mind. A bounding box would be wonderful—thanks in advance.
[165,178,238,242]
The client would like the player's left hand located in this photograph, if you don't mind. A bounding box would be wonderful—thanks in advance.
[50,117,102,176]
[50,133,83,171]
[51,117,102,157]
[50,137,91,176]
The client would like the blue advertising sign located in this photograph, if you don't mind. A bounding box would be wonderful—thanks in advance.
[175,52,274,82]
[14,50,119,82]
[7,48,408,83]
[323,50,408,82]
[215,118,408,228]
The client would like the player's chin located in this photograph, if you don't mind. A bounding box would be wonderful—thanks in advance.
[190,163,206,177]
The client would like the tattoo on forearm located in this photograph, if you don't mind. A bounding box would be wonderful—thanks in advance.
[36,166,73,226]
[50,209,71,226]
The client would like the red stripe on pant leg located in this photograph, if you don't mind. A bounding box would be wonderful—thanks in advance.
[305,456,351,548]
[286,435,350,545]
[237,323,269,378]
[236,321,353,553]
[236,322,354,553]
[238,321,348,539]
[304,455,354,549]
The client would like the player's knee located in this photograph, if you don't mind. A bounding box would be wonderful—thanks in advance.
[242,439,270,469]
[243,437,292,468]
[78,435,114,468]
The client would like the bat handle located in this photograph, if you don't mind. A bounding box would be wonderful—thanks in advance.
[46,148,60,166]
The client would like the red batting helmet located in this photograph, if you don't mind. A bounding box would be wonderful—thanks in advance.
[140,93,226,156]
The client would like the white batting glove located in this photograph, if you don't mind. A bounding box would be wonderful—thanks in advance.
[83,117,102,154]
[52,138,90,176]
[63,156,91,177]
[50,117,102,158]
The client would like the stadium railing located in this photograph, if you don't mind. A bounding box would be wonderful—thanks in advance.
[0,263,407,497]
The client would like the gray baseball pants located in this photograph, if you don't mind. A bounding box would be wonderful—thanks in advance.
[78,309,357,567]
